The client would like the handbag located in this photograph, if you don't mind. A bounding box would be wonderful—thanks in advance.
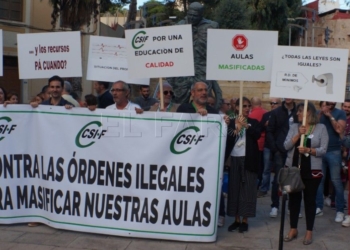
[277,154,305,193]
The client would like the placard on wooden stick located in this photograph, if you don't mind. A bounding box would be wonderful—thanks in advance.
[206,29,278,114]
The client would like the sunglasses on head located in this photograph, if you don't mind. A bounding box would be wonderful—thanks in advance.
[163,90,174,96]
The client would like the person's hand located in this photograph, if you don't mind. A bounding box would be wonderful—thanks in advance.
[3,101,11,107]
[297,146,309,154]
[298,125,306,135]
[323,110,332,118]
[30,102,39,108]
[87,105,97,111]
[223,115,230,125]
[65,104,73,109]
[235,119,242,132]
[135,107,144,114]
[197,108,207,116]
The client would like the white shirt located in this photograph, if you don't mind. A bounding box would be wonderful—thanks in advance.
[106,101,141,110]
[231,130,246,157]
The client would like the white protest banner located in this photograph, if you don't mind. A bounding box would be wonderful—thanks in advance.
[125,25,194,78]
[87,36,149,85]
[270,46,348,102]
[206,29,278,81]
[0,105,225,242]
[0,30,3,76]
[17,31,82,79]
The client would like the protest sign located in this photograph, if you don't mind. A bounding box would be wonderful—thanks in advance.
[270,46,348,102]
[125,25,194,78]
[206,29,278,81]
[87,36,149,85]
[17,31,82,79]
[0,30,2,76]
[0,105,225,242]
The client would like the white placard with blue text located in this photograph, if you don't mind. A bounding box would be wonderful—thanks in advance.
[125,25,194,78]
[206,29,278,81]
[87,36,149,85]
[270,46,348,102]
[17,31,82,79]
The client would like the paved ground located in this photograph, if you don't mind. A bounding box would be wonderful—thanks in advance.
[1,193,349,250]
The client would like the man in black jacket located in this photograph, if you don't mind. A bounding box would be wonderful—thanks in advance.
[266,98,298,218]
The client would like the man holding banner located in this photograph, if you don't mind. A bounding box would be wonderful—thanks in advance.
[106,81,142,112]
[149,82,179,112]
[30,75,73,109]
[93,81,114,109]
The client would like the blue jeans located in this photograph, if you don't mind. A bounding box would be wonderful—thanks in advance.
[271,151,287,209]
[260,148,272,193]
[316,150,345,213]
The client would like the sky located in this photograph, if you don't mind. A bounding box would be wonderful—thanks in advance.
[137,0,149,8]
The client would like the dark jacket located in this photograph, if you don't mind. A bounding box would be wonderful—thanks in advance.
[225,117,261,173]
[98,91,114,109]
[266,101,298,154]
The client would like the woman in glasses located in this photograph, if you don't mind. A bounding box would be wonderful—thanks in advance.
[149,82,179,112]
[225,97,261,233]
[283,102,328,245]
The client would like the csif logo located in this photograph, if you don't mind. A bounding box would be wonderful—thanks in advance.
[0,116,17,141]
[170,126,205,155]
[75,121,107,148]
[132,30,149,49]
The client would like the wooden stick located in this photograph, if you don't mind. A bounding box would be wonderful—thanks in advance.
[159,78,164,110]
[239,81,243,115]
[299,99,308,147]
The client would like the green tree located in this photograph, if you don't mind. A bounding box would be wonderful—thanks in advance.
[214,0,251,29]
[47,0,130,30]
[247,0,302,45]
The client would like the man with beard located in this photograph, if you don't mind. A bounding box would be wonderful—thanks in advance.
[316,101,346,223]
[30,75,73,109]
[134,85,158,111]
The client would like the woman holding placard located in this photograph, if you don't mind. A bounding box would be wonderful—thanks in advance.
[283,102,328,245]
[225,97,261,233]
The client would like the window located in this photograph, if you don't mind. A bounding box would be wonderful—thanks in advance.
[0,0,23,22]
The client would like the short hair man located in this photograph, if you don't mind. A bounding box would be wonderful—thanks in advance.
[106,81,142,113]
[257,98,281,197]
[207,96,216,108]
[134,85,158,111]
[266,98,298,217]
[30,75,73,109]
[177,82,218,115]
[219,98,231,115]
[93,81,114,109]
[62,81,80,107]
[149,82,179,112]
[316,101,346,222]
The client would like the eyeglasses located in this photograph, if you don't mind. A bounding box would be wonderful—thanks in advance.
[163,91,174,96]
[243,105,251,108]
[110,88,125,93]
[270,102,279,105]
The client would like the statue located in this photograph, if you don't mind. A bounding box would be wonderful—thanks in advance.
[166,2,223,108]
